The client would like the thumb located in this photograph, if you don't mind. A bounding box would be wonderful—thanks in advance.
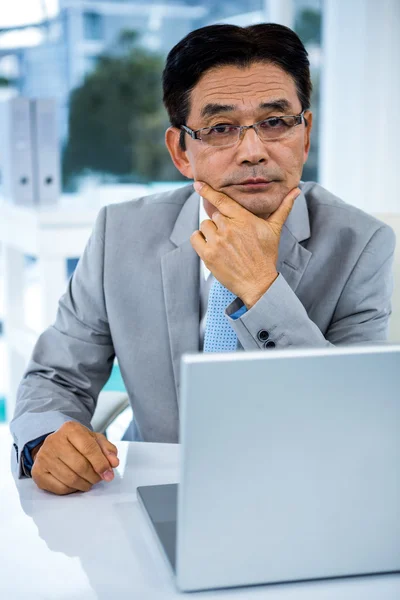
[94,432,120,468]
[267,187,300,230]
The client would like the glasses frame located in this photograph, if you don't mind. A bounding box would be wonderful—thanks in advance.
[181,110,307,147]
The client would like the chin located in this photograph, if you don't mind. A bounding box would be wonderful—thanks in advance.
[231,192,281,216]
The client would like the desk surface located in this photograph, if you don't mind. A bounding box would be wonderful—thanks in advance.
[0,425,399,600]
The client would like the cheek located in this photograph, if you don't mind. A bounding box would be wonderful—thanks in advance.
[273,141,304,178]
[189,146,230,183]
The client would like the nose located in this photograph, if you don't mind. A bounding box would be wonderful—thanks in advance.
[235,126,270,165]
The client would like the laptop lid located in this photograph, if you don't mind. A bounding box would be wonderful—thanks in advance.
[175,345,400,591]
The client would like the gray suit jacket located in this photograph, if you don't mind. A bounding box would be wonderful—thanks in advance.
[10,181,396,476]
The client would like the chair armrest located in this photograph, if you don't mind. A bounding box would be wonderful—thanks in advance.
[91,391,130,434]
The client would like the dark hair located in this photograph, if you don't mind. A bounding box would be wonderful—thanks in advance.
[163,23,312,150]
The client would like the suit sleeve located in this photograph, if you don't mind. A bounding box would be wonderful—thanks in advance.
[10,206,116,478]
[225,225,396,350]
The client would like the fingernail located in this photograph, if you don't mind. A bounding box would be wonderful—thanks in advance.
[103,469,114,481]
[193,181,204,192]
[107,451,117,456]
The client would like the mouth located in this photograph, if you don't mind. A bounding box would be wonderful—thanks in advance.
[230,179,275,191]
[240,178,272,184]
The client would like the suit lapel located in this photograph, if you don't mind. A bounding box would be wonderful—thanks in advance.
[277,187,312,292]
[161,185,312,401]
[161,190,200,403]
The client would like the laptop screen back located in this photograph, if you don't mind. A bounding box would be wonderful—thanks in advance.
[176,346,400,591]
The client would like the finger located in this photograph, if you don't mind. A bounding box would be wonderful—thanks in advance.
[267,187,301,228]
[34,470,78,496]
[50,458,94,493]
[190,230,207,257]
[199,219,218,242]
[194,181,244,218]
[66,424,115,477]
[57,442,103,485]
[211,211,228,230]
[94,433,120,469]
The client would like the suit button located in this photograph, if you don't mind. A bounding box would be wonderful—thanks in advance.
[257,330,269,342]
[264,341,276,349]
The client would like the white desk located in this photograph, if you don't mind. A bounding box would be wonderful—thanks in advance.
[0,425,399,599]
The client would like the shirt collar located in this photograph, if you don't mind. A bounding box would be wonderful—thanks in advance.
[198,194,212,281]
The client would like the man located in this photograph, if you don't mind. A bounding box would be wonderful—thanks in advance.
[10,23,395,494]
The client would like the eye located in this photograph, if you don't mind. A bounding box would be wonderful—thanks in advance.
[209,124,236,134]
[260,117,289,129]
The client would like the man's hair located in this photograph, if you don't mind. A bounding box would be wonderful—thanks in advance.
[162,23,312,150]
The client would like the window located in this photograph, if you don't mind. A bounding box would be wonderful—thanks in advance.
[0,1,323,425]
[83,11,103,41]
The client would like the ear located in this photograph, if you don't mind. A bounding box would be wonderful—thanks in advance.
[165,127,194,179]
[303,110,313,163]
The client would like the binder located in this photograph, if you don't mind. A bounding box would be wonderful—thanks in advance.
[30,98,61,206]
[0,98,35,206]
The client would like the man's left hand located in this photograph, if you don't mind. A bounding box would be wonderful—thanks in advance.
[191,182,301,309]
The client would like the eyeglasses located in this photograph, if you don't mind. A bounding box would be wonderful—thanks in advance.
[181,110,306,148]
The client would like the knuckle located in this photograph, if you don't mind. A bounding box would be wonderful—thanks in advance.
[92,454,111,475]
[200,223,210,236]
[58,485,76,496]
[81,460,101,482]
[215,218,225,232]
[78,480,93,493]
[68,472,81,487]
[81,438,100,458]
[107,447,118,459]
[32,470,43,487]
[75,456,91,476]
[67,474,91,493]
[108,441,118,454]
[80,429,97,448]
[202,246,212,261]
[31,456,46,477]
[224,225,234,240]
[60,421,81,437]
[216,236,226,250]
[32,469,76,496]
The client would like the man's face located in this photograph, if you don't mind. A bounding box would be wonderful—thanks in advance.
[166,61,312,219]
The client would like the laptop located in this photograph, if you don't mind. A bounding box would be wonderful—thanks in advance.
[137,345,400,592]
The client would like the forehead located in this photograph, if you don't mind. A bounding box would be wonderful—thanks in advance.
[189,62,300,119]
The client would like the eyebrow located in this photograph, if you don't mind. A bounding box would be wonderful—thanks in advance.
[200,99,292,119]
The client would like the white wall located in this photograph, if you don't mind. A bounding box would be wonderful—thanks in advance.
[319,0,400,214]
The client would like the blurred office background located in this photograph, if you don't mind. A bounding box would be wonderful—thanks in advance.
[0,0,399,431]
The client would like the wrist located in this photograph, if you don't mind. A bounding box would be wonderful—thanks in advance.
[31,441,45,462]
[241,271,278,309]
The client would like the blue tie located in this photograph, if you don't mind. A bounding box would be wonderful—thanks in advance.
[204,279,238,352]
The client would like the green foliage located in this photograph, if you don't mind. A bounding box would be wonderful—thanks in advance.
[0,76,10,87]
[63,31,184,188]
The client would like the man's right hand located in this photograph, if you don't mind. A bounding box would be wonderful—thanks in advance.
[31,421,120,496]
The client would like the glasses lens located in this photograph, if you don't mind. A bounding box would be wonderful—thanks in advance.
[200,125,239,147]
[258,116,297,141]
